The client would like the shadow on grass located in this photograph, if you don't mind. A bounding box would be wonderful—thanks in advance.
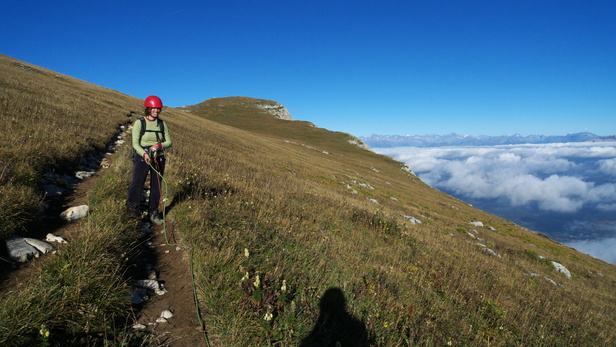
[300,287,370,347]
[165,181,235,216]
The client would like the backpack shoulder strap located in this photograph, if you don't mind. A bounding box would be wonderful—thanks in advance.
[139,117,165,143]
[139,117,146,138]
[156,118,166,143]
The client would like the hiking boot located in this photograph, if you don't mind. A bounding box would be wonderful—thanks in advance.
[150,212,164,225]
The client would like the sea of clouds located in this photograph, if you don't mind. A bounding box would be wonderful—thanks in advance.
[374,142,616,265]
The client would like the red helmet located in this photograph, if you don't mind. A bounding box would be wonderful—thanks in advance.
[144,95,163,108]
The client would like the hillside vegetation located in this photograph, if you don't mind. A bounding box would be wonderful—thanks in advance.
[0,54,615,346]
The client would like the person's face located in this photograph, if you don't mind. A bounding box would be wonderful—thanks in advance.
[149,107,162,118]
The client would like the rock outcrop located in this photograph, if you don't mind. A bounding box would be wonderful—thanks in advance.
[255,102,293,120]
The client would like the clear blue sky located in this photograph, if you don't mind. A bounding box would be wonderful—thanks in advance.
[2,0,615,137]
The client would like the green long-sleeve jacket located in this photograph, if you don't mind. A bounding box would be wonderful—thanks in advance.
[131,117,173,156]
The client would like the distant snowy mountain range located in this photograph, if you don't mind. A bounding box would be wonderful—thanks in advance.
[360,132,612,148]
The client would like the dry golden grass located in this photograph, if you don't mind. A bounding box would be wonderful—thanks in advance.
[1,53,615,346]
[0,54,140,239]
[165,101,616,345]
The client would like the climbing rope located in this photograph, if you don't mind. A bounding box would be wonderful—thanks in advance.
[148,155,212,347]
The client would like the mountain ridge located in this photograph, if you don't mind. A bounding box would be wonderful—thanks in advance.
[362,132,604,147]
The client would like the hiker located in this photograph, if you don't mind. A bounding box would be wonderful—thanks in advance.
[126,95,173,225]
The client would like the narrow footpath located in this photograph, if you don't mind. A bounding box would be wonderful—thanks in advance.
[0,125,215,346]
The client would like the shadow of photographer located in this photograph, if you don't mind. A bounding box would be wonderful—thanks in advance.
[300,287,370,347]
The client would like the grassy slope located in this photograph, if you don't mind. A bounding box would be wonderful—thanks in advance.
[0,54,615,346]
[0,53,141,240]
[0,54,146,346]
[177,97,616,346]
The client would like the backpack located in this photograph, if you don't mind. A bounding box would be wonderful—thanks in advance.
[139,117,166,143]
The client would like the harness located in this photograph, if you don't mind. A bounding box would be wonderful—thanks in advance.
[139,117,166,144]
[137,117,166,158]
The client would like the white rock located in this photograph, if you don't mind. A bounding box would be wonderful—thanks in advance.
[46,233,67,243]
[403,215,422,225]
[5,236,39,262]
[75,171,95,180]
[134,279,166,295]
[60,205,89,221]
[134,279,161,290]
[160,310,173,319]
[23,238,54,254]
[469,221,484,227]
[132,323,147,330]
[255,102,293,120]
[100,158,110,169]
[156,317,169,323]
[551,261,572,278]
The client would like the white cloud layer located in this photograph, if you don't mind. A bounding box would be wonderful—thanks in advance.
[566,238,616,265]
[376,142,616,213]
[375,142,616,264]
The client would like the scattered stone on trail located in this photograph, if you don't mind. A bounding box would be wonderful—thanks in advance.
[156,309,174,323]
[75,171,95,180]
[5,236,54,262]
[60,205,89,222]
[132,323,147,330]
[100,158,110,169]
[23,237,54,254]
[134,279,167,296]
[6,236,40,262]
[46,233,67,243]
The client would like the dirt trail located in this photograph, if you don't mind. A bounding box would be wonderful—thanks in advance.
[136,220,211,346]
[0,131,214,346]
